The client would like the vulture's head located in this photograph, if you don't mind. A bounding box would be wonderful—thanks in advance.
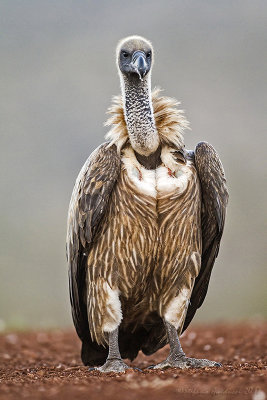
[116,35,153,81]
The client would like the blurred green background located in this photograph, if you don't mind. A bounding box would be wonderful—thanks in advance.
[1,0,266,331]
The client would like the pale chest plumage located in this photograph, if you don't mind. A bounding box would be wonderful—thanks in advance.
[121,146,194,198]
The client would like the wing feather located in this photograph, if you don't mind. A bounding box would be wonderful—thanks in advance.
[66,143,121,342]
[183,141,228,331]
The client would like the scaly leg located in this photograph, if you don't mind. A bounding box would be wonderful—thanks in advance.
[151,320,221,369]
[96,327,129,373]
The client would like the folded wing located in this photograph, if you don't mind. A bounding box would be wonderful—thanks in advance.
[66,143,121,343]
[183,142,229,332]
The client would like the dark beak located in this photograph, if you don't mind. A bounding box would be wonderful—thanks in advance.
[131,51,148,79]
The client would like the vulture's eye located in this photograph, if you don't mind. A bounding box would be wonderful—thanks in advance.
[147,52,151,58]
[122,51,129,58]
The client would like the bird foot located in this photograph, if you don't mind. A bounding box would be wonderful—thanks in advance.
[149,356,222,370]
[95,357,130,373]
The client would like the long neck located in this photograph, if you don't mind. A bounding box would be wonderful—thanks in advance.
[121,74,159,156]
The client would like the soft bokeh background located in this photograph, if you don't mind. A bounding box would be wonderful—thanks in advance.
[1,0,266,330]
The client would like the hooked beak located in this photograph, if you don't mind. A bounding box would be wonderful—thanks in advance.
[131,51,148,80]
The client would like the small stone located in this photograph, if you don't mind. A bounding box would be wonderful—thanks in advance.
[203,344,211,351]
[188,332,197,340]
[252,390,266,400]
[36,333,49,344]
[5,334,18,345]
[216,337,224,344]
[125,372,135,381]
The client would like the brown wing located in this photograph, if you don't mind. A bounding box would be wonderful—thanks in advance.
[66,143,121,344]
[183,142,229,332]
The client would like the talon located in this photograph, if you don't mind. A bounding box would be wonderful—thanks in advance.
[133,367,143,372]
[214,362,222,367]
[96,358,130,373]
[151,356,222,370]
[147,365,156,369]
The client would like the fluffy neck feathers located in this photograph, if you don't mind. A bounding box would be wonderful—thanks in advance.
[105,87,189,153]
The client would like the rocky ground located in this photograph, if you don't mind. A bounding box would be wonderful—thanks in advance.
[0,322,266,400]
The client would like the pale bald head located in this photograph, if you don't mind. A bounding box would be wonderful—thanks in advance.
[116,35,154,80]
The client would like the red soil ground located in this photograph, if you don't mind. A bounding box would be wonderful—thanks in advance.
[0,322,266,400]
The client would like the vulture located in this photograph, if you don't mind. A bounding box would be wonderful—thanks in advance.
[66,36,228,372]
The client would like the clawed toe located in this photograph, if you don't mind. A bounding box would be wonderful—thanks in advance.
[90,363,143,373]
[132,367,143,372]
[184,357,222,368]
[148,357,222,370]
[95,358,130,373]
[214,362,222,367]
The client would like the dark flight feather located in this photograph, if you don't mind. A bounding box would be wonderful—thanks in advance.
[66,143,121,362]
[183,142,229,332]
